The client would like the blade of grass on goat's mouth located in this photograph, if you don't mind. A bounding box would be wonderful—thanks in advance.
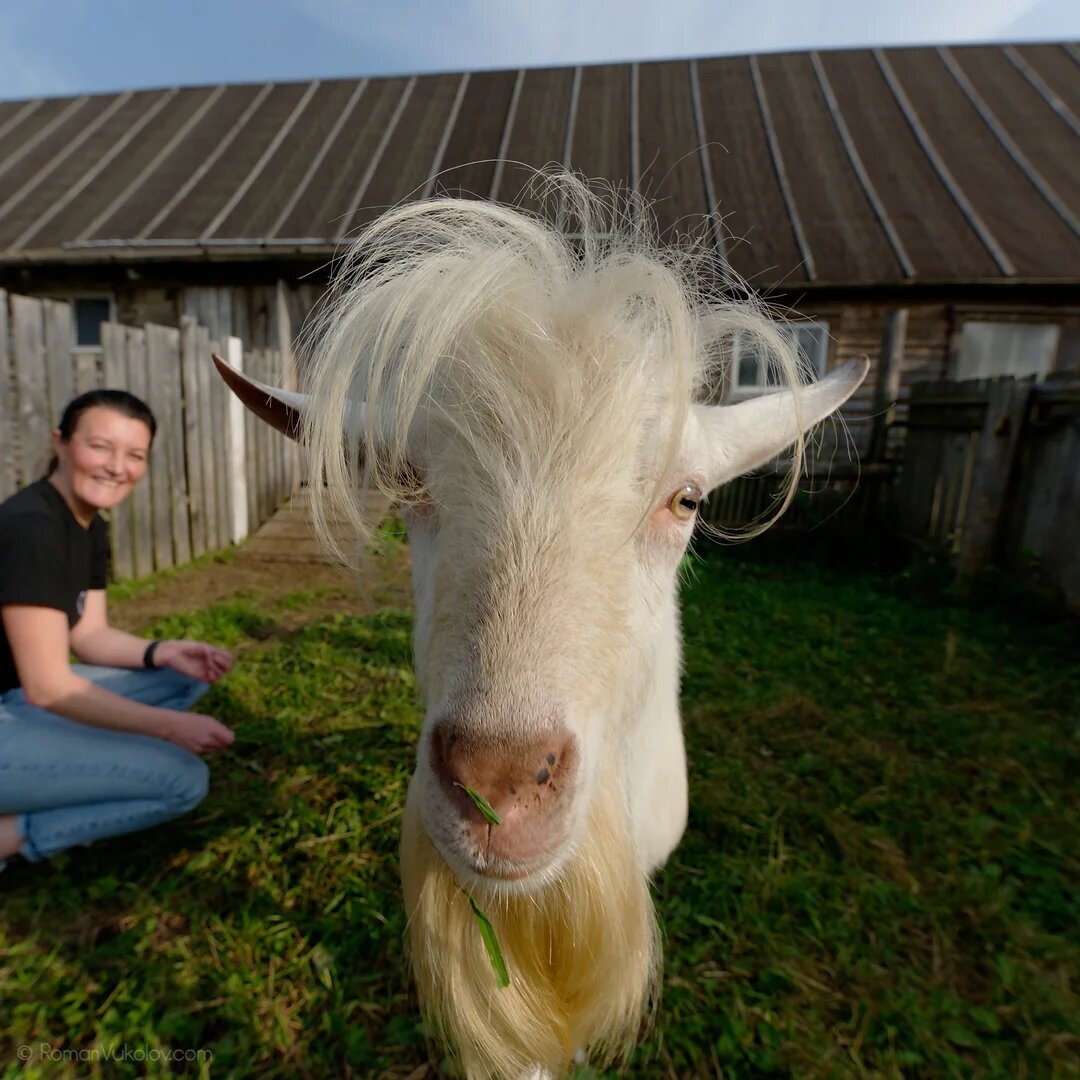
[457,783,502,826]
[469,896,510,988]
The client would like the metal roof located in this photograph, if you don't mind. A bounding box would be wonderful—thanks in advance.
[0,42,1077,287]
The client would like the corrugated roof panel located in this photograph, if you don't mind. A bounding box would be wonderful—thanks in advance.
[0,93,143,249]
[696,56,806,284]
[0,99,39,145]
[1017,43,1080,116]
[952,47,1080,221]
[0,100,25,127]
[432,69,518,199]
[276,76,411,238]
[345,72,463,232]
[820,50,1000,280]
[0,96,98,206]
[152,82,311,239]
[115,84,264,237]
[31,87,216,247]
[213,80,361,238]
[0,97,76,169]
[888,48,1080,278]
[569,64,631,191]
[636,61,709,241]
[496,66,575,211]
[757,53,902,284]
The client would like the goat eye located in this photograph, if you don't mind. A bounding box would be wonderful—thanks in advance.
[669,484,702,522]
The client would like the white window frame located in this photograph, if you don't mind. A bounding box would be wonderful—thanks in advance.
[955,320,1060,382]
[69,293,116,353]
[729,319,830,401]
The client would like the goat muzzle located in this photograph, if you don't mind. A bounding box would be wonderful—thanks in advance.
[429,719,579,872]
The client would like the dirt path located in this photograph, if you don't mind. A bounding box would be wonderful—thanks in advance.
[109,543,413,633]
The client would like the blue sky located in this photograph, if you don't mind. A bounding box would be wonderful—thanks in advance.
[0,0,1077,100]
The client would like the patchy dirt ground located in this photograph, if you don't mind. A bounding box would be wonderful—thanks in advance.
[109,543,414,633]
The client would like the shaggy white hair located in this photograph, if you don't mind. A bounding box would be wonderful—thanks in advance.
[300,173,810,555]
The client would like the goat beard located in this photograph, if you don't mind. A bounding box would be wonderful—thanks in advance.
[400,778,661,1080]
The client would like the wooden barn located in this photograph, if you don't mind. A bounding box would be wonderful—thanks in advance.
[0,40,1078,458]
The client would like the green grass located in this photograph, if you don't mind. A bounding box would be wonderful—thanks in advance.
[1,551,1077,1078]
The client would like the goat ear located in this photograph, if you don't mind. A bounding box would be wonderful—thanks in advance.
[212,354,306,441]
[693,356,869,491]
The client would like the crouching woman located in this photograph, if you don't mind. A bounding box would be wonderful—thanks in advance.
[0,390,235,871]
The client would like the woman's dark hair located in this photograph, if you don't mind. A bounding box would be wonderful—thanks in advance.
[46,389,157,477]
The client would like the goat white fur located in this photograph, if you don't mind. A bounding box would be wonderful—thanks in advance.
[218,176,867,1079]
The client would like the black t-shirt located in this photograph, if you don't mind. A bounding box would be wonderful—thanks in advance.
[0,478,110,691]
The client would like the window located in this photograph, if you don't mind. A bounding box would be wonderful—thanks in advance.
[731,320,829,398]
[72,296,113,350]
[957,321,1059,381]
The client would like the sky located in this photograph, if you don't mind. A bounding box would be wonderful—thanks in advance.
[0,0,1077,101]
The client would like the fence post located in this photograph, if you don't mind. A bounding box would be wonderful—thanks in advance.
[275,279,300,492]
[955,378,1029,587]
[225,335,249,544]
[868,308,907,462]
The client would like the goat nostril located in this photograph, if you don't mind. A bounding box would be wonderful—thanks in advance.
[546,752,556,767]
[535,767,550,784]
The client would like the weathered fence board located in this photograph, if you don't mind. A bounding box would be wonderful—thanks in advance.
[44,299,74,425]
[123,326,155,578]
[180,318,208,559]
[225,336,248,544]
[257,352,272,523]
[165,328,192,565]
[195,326,219,556]
[102,322,135,581]
[144,325,175,572]
[209,338,231,553]
[243,353,259,535]
[1001,384,1080,605]
[11,295,49,484]
[955,379,1029,583]
[896,376,1080,606]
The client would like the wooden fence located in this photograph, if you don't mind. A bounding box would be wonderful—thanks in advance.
[698,373,1078,606]
[894,375,1079,603]
[699,461,892,535]
[0,290,295,580]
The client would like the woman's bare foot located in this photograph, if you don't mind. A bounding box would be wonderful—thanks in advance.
[0,814,23,860]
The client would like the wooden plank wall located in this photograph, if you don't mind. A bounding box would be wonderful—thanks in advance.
[0,292,294,581]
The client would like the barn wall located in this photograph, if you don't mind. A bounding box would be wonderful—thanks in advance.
[4,256,1078,457]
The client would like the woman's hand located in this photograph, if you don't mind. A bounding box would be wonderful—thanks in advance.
[159,710,235,755]
[155,639,233,683]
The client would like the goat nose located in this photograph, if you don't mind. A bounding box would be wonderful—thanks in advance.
[429,720,578,865]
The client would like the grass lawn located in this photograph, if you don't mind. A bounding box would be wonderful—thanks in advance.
[1,542,1077,1078]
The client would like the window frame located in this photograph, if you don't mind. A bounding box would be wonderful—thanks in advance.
[954,319,1061,382]
[728,319,831,401]
[68,293,116,353]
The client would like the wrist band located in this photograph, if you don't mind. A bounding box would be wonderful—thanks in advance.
[143,640,162,669]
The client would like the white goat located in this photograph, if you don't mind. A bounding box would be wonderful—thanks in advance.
[217,178,867,1079]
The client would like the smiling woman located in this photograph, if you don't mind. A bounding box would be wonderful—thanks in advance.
[0,390,236,873]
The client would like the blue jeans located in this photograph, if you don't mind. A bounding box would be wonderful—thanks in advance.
[0,665,212,862]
